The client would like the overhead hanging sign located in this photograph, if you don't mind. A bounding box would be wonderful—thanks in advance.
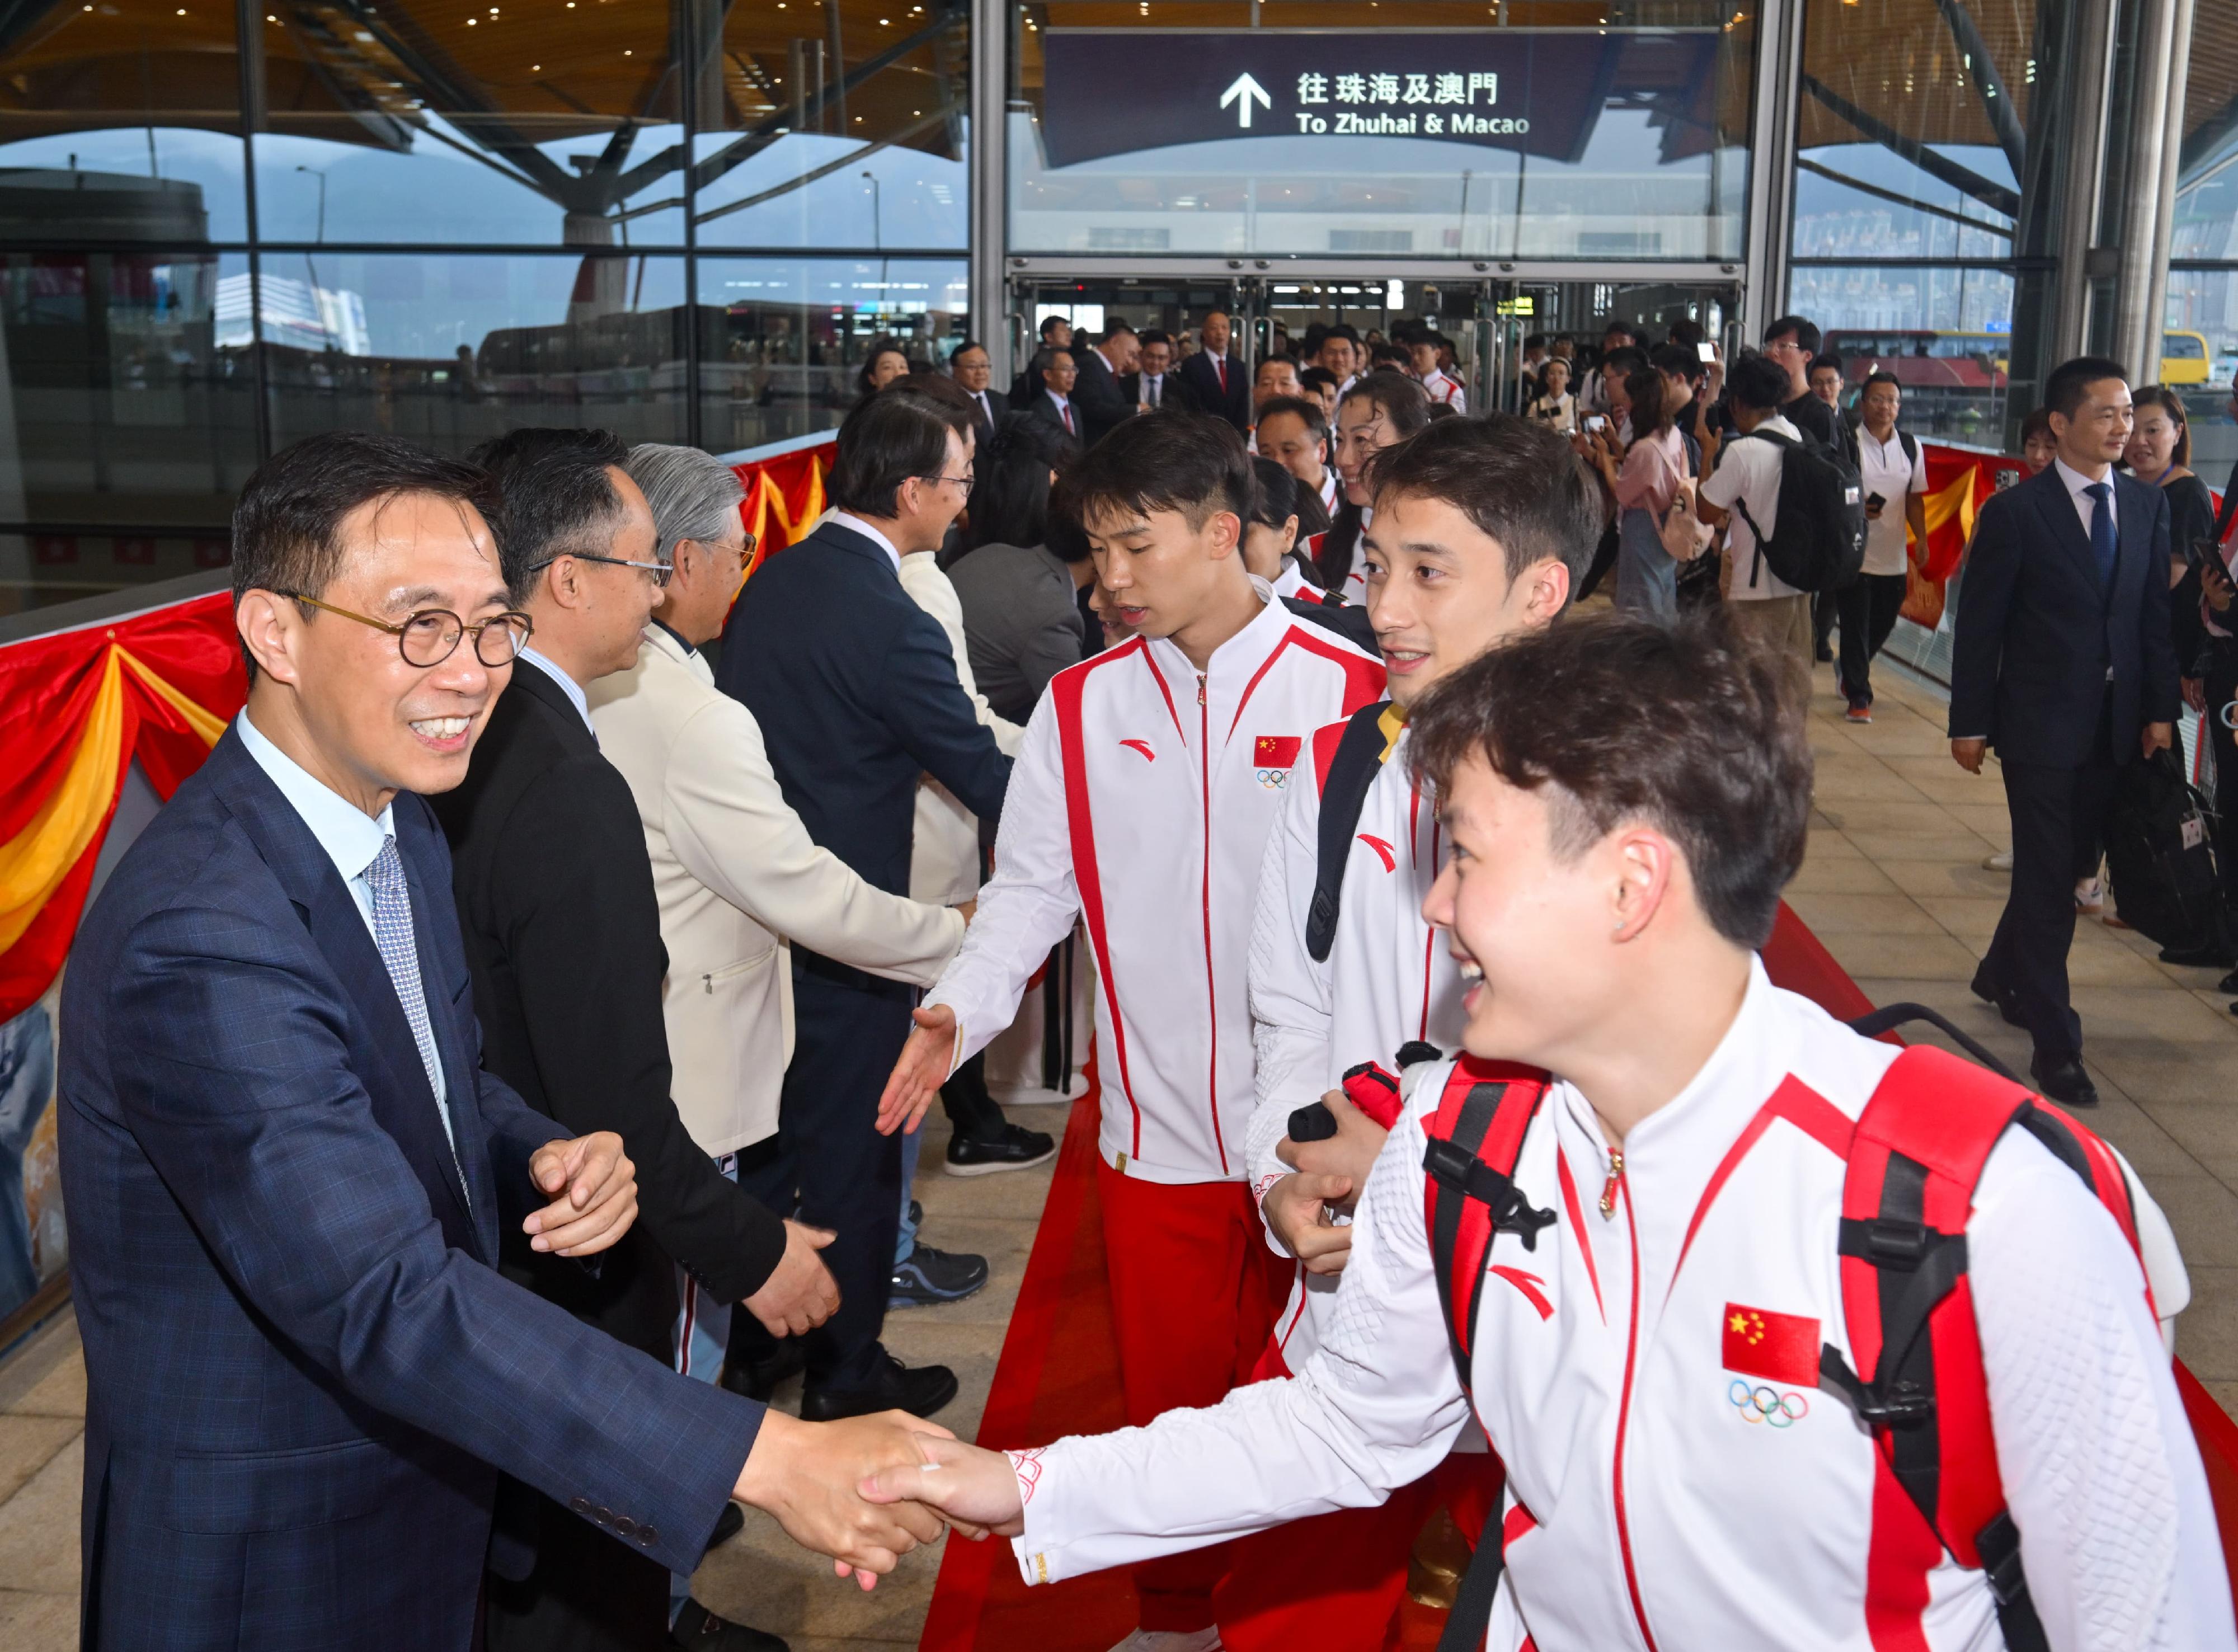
[1037,29,1643,168]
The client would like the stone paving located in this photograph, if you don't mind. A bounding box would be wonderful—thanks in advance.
[1,659,2233,1649]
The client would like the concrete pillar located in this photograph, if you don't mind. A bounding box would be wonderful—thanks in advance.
[967,0,1009,377]
[2109,0,2195,380]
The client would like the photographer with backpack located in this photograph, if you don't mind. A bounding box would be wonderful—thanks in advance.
[861,610,2227,1652]
[1697,350,1868,670]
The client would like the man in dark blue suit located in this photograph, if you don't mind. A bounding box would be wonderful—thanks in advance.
[1181,308,1252,434]
[719,386,1012,1421]
[60,432,950,1649]
[1951,356,2180,1106]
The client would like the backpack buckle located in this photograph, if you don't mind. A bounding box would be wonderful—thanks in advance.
[1818,1344,1936,1428]
[1839,1215,1931,1270]
[1422,1138,1558,1252]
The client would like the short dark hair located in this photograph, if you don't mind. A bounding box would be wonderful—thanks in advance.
[1727,350,1794,413]
[1364,412,1603,592]
[1324,323,1361,346]
[1101,321,1139,345]
[232,431,501,674]
[1369,342,1408,369]
[1254,393,1327,437]
[966,412,1073,554]
[2020,406,2056,446]
[1601,346,1648,380]
[1058,409,1250,533]
[1863,370,1901,394]
[1407,607,1812,948]
[1341,370,1432,437]
[1523,333,1549,351]
[2045,355,2129,420]
[2131,383,2192,467]
[950,338,988,363]
[470,426,631,601]
[1601,320,1639,343]
[829,388,965,518]
[1808,352,1844,380]
[1765,314,1821,354]
[1139,328,1172,349]
[1299,366,1339,394]
[882,370,979,435]
[1039,314,1070,338]
[1665,317,1706,350]
[1649,342,1705,384]
[1033,344,1073,379]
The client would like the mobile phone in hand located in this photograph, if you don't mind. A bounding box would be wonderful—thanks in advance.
[1697,342,1717,363]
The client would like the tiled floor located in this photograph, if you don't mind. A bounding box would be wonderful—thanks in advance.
[2,657,2234,1650]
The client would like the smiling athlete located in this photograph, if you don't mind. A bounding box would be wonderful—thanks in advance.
[876,410,1382,1652]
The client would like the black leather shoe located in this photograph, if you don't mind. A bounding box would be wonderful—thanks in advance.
[2216,968,2238,995]
[703,1500,745,1556]
[2030,1052,2099,1108]
[670,1598,788,1650]
[801,1351,959,1422]
[2158,940,2235,968]
[1969,967,2027,1029]
[720,1341,804,1403]
[946,1122,1057,1177]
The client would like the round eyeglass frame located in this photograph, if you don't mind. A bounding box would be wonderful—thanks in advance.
[281,592,535,668]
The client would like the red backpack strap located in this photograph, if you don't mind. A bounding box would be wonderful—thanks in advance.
[1420,1056,1553,1399]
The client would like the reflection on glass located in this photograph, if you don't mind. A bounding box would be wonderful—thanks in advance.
[264,253,689,454]
[695,257,966,454]
[0,248,257,614]
[256,0,688,244]
[0,3,247,242]
[1010,2,1748,260]
[692,4,968,248]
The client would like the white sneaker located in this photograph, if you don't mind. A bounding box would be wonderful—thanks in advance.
[1982,850,2013,872]
[1105,1631,1223,1652]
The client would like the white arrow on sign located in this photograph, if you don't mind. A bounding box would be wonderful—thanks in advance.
[1220,72,1272,129]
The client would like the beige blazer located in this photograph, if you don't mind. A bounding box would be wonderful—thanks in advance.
[897,550,1026,906]
[588,625,966,1154]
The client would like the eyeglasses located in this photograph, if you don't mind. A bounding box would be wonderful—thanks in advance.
[281,594,534,667]
[563,551,674,587]
[921,473,976,496]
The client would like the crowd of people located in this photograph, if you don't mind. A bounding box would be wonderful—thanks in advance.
[53,284,2238,1652]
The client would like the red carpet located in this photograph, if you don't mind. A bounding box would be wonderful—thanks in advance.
[919,904,2238,1648]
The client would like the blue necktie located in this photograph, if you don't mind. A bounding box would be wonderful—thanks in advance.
[2084,480,2118,594]
[366,836,468,1203]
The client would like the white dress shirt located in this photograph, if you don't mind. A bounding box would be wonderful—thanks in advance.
[234,709,455,1142]
[970,388,996,427]
[2055,455,2118,539]
[830,510,906,575]
[1138,372,1167,410]
[516,646,594,734]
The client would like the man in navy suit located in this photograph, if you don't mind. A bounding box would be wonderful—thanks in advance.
[60,432,950,1649]
[1181,308,1252,434]
[1951,356,2180,1106]
[719,389,1012,1422]
[1071,321,1139,449]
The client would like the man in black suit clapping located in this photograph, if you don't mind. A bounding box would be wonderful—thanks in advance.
[718,389,1012,1422]
[949,339,1008,445]
[1950,356,2180,1107]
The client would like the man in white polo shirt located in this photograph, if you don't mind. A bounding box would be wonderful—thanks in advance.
[1839,370,1931,723]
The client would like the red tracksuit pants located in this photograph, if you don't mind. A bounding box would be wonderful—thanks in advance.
[1096,1161,1291,1634]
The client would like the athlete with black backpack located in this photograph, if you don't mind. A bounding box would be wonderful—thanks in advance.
[863,610,2227,1652]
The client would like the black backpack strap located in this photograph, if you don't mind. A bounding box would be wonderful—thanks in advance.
[1437,1529,1507,1652]
[1305,702,1394,963]
[1422,1078,1555,1392]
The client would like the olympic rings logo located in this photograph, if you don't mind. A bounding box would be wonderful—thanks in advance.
[1728,1378,1809,1428]
[1256,767,1291,790]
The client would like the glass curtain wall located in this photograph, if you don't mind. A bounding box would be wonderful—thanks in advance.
[1785,0,2065,444]
[0,0,967,614]
[2167,7,2238,477]
[1009,1,1756,263]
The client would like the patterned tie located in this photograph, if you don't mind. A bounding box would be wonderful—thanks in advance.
[366,836,467,1200]
[2084,481,2119,594]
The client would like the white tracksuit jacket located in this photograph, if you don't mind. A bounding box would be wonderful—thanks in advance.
[1005,966,2231,1651]
[1245,716,1466,1372]
[925,586,1385,1183]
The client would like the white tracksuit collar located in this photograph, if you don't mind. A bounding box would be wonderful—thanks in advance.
[1142,581,1288,689]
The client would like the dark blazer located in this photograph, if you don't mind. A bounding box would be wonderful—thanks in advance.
[1950,465,2181,766]
[1020,388,1084,453]
[719,518,1013,988]
[1182,349,1252,431]
[1071,344,1134,447]
[60,727,753,1651]
[1118,370,1196,415]
[961,384,1009,446]
[948,540,1087,725]
[430,659,785,1356]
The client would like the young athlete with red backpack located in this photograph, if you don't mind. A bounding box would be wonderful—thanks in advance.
[876,410,1384,1652]
[868,609,2230,1652]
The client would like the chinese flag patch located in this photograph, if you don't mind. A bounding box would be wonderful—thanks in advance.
[1721,1303,1820,1387]
[1254,735,1302,769]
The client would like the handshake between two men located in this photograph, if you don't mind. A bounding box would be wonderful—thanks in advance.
[525,1128,970,1585]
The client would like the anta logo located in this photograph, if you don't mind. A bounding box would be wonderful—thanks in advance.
[1118,739,1156,762]
[1489,1265,1553,1320]
[1357,833,1397,872]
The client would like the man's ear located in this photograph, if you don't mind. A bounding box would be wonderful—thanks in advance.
[1521,557,1573,628]
[543,555,585,611]
[1608,825,1676,944]
[236,590,303,686]
[1208,509,1242,561]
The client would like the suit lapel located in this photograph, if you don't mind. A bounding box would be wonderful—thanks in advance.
[208,732,483,1258]
[2028,469,2104,596]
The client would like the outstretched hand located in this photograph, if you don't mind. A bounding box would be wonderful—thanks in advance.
[524,1132,637,1255]
[877,1005,958,1136]
[733,1410,958,1589]
[859,1433,1027,1538]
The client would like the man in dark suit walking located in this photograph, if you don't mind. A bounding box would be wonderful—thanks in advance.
[718,389,1012,1421]
[1952,355,2180,1106]
[1070,321,1139,448]
[1181,308,1252,432]
[1118,329,1195,416]
[433,430,835,1652]
[948,339,1008,445]
[59,432,951,1650]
